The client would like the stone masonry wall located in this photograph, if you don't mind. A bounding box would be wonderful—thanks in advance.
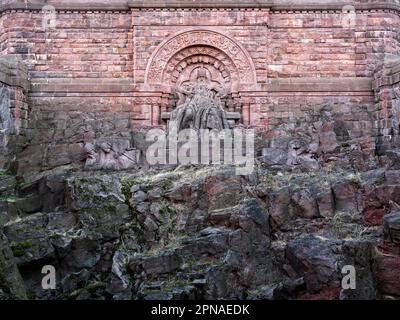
[0,11,133,78]
[0,56,29,171]
[373,55,400,154]
[133,9,400,82]
[3,6,399,80]
[1,8,393,81]
[0,15,8,55]
[269,11,400,78]
[0,0,399,173]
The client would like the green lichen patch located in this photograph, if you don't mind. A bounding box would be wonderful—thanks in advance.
[10,240,33,257]
[0,195,17,202]
[0,170,15,177]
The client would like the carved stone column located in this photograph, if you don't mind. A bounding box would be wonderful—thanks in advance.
[241,97,251,126]
[151,104,160,126]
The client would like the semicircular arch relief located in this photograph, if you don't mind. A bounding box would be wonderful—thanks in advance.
[145,29,257,87]
[163,46,239,92]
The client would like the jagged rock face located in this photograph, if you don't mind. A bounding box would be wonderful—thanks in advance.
[258,107,378,173]
[0,85,11,166]
[383,211,400,244]
[1,165,400,300]
[0,85,11,136]
[0,232,27,300]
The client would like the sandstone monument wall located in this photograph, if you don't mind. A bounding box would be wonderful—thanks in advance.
[0,0,399,172]
[2,1,400,302]
[374,56,400,153]
[0,56,29,171]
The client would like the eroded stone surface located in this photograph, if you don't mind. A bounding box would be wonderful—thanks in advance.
[0,165,398,300]
[0,0,400,302]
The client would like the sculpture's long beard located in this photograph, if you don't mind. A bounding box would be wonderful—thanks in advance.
[191,93,218,111]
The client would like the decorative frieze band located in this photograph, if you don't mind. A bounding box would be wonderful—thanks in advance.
[1,0,400,14]
[29,77,373,94]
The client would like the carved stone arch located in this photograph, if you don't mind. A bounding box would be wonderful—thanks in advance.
[164,45,238,90]
[145,28,257,88]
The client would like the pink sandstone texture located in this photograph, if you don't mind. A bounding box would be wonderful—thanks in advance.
[0,0,400,301]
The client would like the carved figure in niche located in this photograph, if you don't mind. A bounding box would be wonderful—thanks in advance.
[170,67,229,131]
[83,141,140,170]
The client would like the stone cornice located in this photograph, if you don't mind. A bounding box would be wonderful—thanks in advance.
[29,77,373,94]
[1,0,400,13]
[0,1,128,12]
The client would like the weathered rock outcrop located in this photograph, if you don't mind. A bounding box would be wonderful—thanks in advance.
[0,56,29,172]
[0,163,399,300]
[0,231,27,300]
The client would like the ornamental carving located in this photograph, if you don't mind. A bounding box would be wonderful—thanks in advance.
[164,46,238,88]
[169,67,230,131]
[145,30,256,86]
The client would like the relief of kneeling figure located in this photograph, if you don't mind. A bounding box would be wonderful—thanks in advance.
[84,141,139,171]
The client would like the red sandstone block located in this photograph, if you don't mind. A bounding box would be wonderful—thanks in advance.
[374,250,400,297]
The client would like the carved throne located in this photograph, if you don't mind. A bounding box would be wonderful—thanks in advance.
[160,56,241,129]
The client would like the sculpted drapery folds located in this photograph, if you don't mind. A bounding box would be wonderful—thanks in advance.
[144,29,258,129]
[170,67,230,131]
